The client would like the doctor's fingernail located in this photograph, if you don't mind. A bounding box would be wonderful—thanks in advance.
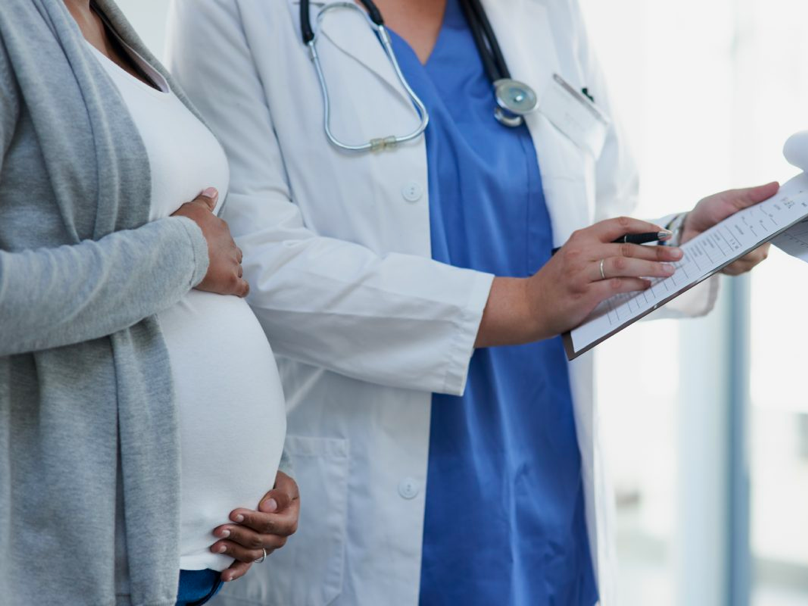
[202,187,219,200]
[220,529,231,538]
[264,498,278,513]
[234,514,245,523]
[216,545,227,554]
[662,264,676,275]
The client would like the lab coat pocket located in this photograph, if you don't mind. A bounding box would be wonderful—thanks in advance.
[215,435,350,606]
[539,74,610,159]
[533,119,598,247]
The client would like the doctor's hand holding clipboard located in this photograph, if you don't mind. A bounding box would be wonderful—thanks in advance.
[475,215,682,346]
[476,180,775,350]
[167,0,776,604]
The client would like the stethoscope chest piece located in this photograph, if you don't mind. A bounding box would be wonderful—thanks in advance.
[494,79,538,116]
[492,79,538,127]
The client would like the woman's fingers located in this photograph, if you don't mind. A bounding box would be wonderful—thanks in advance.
[210,524,287,562]
[594,257,677,281]
[212,523,289,551]
[221,560,252,583]
[210,539,264,563]
[229,507,297,537]
[174,189,250,298]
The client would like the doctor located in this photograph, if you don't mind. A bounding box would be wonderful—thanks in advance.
[168,0,773,604]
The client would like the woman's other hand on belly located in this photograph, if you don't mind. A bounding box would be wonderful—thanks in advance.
[209,471,301,583]
[172,188,250,298]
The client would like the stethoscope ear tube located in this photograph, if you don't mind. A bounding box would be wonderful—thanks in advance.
[459,0,502,84]
[300,0,315,44]
[463,0,511,80]
[357,0,384,26]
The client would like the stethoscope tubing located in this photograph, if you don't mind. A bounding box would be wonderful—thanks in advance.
[300,0,537,150]
[462,0,512,82]
[307,2,429,152]
[301,0,382,43]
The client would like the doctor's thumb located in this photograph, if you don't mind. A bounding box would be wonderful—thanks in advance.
[730,181,780,209]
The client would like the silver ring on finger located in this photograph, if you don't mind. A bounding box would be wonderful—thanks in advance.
[599,258,607,281]
[256,547,267,564]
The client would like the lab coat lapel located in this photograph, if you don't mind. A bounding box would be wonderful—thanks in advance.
[287,0,412,105]
[481,0,594,246]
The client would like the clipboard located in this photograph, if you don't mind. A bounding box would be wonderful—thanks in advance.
[562,173,808,361]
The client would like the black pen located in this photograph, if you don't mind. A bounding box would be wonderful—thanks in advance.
[613,230,673,245]
[552,230,673,255]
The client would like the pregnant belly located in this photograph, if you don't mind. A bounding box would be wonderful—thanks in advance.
[158,291,287,571]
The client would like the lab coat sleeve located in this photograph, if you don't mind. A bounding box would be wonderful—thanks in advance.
[567,0,719,318]
[166,0,494,397]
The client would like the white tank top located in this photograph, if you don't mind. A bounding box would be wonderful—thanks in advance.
[87,41,287,571]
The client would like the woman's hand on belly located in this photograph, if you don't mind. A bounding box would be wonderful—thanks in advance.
[209,471,301,583]
[172,188,250,298]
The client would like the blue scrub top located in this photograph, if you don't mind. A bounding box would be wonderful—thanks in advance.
[388,2,598,605]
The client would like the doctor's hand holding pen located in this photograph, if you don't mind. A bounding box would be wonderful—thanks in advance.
[475,182,779,349]
[476,216,677,348]
[172,187,251,298]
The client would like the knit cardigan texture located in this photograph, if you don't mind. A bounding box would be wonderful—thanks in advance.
[0,1,215,603]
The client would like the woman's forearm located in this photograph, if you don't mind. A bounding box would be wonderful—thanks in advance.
[0,216,208,356]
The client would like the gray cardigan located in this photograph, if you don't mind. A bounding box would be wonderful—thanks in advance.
[0,1,220,604]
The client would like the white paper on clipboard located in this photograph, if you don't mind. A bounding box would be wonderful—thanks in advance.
[564,172,808,360]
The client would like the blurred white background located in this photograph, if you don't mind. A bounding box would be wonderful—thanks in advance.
[580,1,808,605]
[117,1,808,604]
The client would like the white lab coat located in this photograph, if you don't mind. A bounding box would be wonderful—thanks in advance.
[167,1,718,605]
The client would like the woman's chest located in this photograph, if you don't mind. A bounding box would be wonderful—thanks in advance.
[91,43,230,219]
[123,92,230,220]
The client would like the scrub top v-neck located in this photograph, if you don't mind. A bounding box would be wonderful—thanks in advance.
[387,1,599,604]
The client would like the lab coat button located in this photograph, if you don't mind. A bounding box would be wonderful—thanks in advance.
[401,181,423,202]
[398,477,420,499]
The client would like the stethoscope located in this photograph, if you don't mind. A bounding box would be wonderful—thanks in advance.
[300,0,539,153]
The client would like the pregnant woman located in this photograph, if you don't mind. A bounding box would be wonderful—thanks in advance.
[0,1,293,604]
